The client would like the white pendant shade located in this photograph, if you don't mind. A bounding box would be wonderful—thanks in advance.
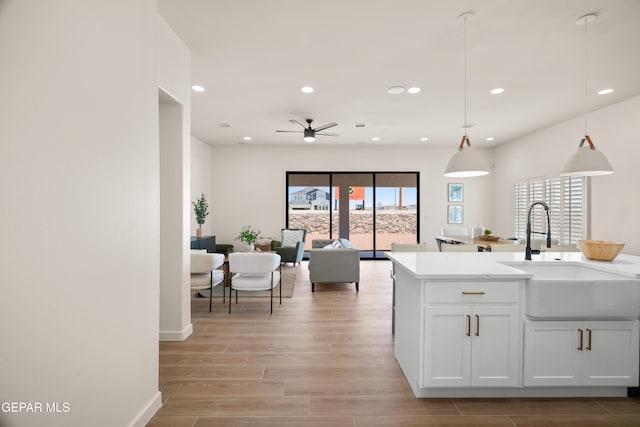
[444,146,490,177]
[560,144,614,177]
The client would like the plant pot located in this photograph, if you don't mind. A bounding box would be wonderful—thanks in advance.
[196,228,203,238]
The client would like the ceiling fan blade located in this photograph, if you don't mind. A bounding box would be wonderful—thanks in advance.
[289,119,307,129]
[316,132,339,137]
[276,130,302,133]
[313,122,338,132]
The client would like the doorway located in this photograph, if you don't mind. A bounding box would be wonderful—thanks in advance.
[286,172,419,259]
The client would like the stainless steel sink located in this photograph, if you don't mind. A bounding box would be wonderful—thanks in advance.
[503,263,640,318]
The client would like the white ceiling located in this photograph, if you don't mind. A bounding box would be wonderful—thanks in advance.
[158,0,640,148]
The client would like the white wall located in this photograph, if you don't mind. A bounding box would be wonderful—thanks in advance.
[0,1,163,426]
[493,95,640,255]
[157,16,192,342]
[208,145,494,251]
[190,136,214,236]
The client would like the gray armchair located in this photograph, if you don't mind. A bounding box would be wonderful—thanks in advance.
[270,228,307,265]
[308,239,360,292]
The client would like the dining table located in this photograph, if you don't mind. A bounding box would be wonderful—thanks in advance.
[436,235,518,252]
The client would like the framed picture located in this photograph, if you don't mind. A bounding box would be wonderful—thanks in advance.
[448,205,463,224]
[448,183,463,202]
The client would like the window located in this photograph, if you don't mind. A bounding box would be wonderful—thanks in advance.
[513,176,587,244]
[286,172,419,259]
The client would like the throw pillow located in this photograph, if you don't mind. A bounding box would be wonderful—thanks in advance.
[323,240,343,249]
[339,238,356,249]
[281,229,304,247]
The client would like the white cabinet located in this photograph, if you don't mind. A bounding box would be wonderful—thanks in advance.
[422,282,520,388]
[524,320,639,386]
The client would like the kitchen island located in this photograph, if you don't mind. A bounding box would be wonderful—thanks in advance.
[386,251,640,398]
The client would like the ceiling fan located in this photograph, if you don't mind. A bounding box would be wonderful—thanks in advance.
[276,119,339,142]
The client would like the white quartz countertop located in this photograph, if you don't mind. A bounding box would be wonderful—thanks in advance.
[384,251,640,280]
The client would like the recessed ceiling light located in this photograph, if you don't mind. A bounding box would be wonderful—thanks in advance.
[301,86,314,93]
[407,87,421,94]
[597,88,614,95]
[387,86,406,95]
[243,136,252,141]
[372,137,380,141]
[420,137,429,141]
[490,88,504,95]
[486,137,495,141]
[192,85,205,92]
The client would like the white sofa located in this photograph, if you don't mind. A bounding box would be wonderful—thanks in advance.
[308,239,360,292]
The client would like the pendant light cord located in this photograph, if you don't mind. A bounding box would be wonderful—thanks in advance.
[464,14,468,137]
[584,15,588,136]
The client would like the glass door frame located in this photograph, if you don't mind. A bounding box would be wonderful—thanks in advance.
[285,171,420,259]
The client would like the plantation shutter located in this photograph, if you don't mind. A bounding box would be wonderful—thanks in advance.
[513,176,586,244]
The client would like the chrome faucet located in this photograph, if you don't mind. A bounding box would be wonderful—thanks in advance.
[525,200,551,261]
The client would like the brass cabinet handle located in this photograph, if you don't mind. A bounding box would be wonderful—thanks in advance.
[466,314,471,336]
[462,291,486,295]
[475,314,480,336]
[586,329,592,351]
[577,329,584,351]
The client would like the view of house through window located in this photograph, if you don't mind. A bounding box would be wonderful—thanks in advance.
[286,172,419,259]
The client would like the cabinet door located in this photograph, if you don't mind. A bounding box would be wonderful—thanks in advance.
[423,306,471,387]
[582,320,639,386]
[524,320,581,386]
[471,306,519,387]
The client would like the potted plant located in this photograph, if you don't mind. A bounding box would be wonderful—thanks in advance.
[236,225,261,252]
[192,193,209,237]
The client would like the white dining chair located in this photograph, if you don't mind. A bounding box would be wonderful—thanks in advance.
[190,250,225,312]
[228,252,281,314]
[391,243,429,252]
[440,243,478,252]
[440,227,469,237]
[491,244,527,252]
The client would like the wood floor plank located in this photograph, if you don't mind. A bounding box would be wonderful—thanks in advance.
[160,365,265,381]
[309,395,460,416]
[155,396,309,417]
[453,398,610,416]
[509,414,640,426]
[160,379,286,398]
[284,378,413,396]
[354,414,515,426]
[193,416,354,427]
[160,353,249,367]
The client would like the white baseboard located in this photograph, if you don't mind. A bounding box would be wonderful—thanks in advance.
[159,323,193,341]
[128,390,162,427]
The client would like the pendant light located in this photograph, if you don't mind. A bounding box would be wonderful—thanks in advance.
[444,12,490,178]
[560,13,614,177]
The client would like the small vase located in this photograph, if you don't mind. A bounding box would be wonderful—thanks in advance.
[196,228,203,238]
[247,243,255,253]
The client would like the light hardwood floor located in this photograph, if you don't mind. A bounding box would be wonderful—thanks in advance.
[148,260,640,427]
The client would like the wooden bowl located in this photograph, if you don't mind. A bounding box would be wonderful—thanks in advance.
[577,240,625,261]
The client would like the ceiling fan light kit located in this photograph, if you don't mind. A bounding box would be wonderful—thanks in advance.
[561,13,614,177]
[443,11,490,178]
[276,118,339,143]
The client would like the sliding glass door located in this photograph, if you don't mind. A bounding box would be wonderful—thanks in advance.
[286,172,419,259]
